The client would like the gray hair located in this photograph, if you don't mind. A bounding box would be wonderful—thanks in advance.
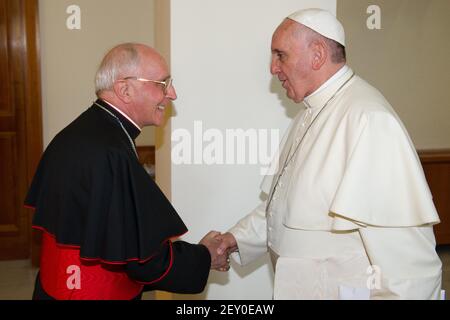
[95,43,141,96]
[295,24,346,64]
[322,37,346,64]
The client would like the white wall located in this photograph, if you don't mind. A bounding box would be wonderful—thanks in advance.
[165,0,336,300]
[39,0,156,147]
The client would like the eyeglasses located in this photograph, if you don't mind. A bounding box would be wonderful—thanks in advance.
[121,76,173,95]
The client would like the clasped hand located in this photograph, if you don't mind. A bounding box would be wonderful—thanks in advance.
[199,231,238,272]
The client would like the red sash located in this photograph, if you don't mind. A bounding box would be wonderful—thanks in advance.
[39,232,143,300]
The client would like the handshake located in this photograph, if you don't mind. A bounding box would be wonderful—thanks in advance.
[199,231,238,271]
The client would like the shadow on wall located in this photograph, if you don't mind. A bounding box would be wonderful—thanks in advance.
[173,254,274,300]
[270,77,300,120]
[172,191,275,300]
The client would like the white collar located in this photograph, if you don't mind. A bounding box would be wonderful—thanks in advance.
[303,66,355,110]
[102,100,142,131]
[305,65,350,104]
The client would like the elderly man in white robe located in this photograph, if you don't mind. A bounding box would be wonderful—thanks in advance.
[214,8,443,300]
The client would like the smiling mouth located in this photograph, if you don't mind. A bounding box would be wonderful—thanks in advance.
[157,105,165,111]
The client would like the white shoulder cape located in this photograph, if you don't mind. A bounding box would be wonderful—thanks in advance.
[261,71,439,230]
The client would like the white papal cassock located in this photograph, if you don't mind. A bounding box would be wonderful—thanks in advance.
[229,66,442,300]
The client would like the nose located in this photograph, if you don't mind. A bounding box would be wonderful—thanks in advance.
[270,57,280,75]
[166,85,177,100]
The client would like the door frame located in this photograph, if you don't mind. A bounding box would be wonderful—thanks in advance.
[23,0,43,265]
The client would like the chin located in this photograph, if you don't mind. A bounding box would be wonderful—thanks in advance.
[153,117,164,127]
[287,91,303,103]
[147,111,165,127]
[148,120,160,127]
[286,91,296,102]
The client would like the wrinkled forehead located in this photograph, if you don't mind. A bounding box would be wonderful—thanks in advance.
[271,19,304,49]
[273,19,298,37]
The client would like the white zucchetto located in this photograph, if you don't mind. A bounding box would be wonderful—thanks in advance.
[287,8,346,46]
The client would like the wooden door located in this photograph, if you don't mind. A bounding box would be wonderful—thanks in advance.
[420,150,450,245]
[0,0,42,260]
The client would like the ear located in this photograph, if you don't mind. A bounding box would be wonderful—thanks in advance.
[311,40,327,70]
[113,80,133,104]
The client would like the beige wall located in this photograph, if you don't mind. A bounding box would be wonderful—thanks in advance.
[338,0,450,149]
[39,0,156,147]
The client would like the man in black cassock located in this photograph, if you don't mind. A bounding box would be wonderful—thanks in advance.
[25,43,226,300]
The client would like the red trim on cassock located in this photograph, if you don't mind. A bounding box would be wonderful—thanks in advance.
[136,240,174,285]
[32,226,80,249]
[32,226,187,265]
[39,232,143,300]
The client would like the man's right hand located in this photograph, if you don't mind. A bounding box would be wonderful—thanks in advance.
[214,232,238,272]
[199,231,227,270]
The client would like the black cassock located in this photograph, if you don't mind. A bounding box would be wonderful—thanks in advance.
[25,99,210,300]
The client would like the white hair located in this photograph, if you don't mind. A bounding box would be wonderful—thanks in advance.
[95,43,141,97]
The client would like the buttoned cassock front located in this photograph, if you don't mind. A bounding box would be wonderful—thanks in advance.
[229,67,442,299]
